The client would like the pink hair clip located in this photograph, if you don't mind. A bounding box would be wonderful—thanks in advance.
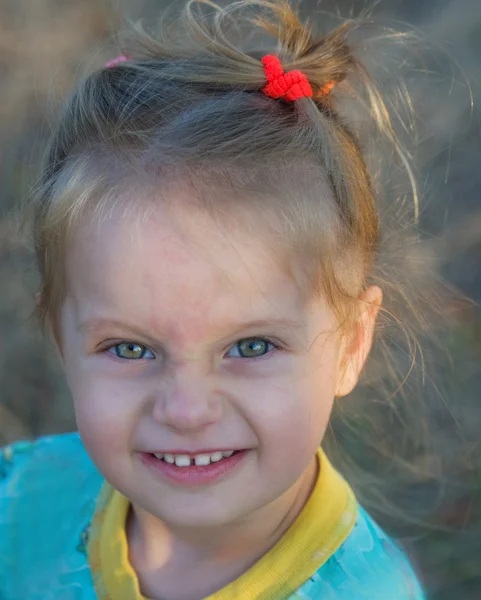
[104,55,132,68]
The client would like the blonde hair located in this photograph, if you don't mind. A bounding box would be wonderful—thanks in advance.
[33,0,417,331]
[32,0,445,525]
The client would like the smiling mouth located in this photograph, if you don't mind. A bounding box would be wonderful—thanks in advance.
[150,450,240,467]
[142,449,247,486]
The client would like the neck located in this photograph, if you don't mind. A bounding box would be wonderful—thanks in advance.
[127,456,318,572]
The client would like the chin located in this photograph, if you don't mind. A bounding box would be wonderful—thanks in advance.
[148,496,253,529]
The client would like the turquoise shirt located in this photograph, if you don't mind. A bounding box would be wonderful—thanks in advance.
[0,433,425,599]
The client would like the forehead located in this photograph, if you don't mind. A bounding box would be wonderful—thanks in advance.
[64,192,312,338]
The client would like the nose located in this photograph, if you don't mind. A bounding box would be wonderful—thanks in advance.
[151,365,223,433]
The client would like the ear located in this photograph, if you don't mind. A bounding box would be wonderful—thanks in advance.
[335,285,382,397]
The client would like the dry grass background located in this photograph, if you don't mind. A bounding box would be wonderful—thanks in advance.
[1,0,481,598]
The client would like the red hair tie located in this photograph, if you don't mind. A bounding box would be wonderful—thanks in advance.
[261,54,334,102]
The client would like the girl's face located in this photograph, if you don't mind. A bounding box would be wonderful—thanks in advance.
[59,192,377,528]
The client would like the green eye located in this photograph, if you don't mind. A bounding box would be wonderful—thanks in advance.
[108,342,155,360]
[227,338,274,359]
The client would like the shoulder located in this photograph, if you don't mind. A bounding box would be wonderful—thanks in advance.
[0,430,103,527]
[294,506,425,600]
[0,431,102,499]
[0,433,102,599]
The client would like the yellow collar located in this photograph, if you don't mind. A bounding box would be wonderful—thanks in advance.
[88,449,357,600]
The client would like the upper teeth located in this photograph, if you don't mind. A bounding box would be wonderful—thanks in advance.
[154,450,235,467]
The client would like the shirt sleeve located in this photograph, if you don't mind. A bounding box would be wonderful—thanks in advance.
[343,510,426,600]
[0,439,40,598]
[0,434,102,600]
[292,506,426,600]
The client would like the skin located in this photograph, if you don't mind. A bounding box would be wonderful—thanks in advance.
[56,191,381,600]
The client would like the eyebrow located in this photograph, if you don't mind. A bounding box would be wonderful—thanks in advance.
[224,318,305,337]
[78,317,305,338]
[78,318,151,339]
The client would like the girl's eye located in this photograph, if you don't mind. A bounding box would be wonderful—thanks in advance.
[107,342,155,360]
[226,337,274,359]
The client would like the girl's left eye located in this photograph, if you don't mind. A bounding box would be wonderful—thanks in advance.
[226,337,275,359]
[107,342,155,360]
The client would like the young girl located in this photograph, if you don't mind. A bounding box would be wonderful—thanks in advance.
[1,0,427,597]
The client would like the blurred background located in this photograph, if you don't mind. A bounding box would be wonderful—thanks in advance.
[1,0,480,598]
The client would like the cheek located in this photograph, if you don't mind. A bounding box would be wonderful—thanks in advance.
[63,357,140,463]
[241,357,338,457]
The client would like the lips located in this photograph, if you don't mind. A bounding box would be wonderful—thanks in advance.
[140,449,248,486]
[152,450,237,467]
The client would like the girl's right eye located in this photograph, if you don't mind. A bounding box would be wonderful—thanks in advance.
[107,342,155,360]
